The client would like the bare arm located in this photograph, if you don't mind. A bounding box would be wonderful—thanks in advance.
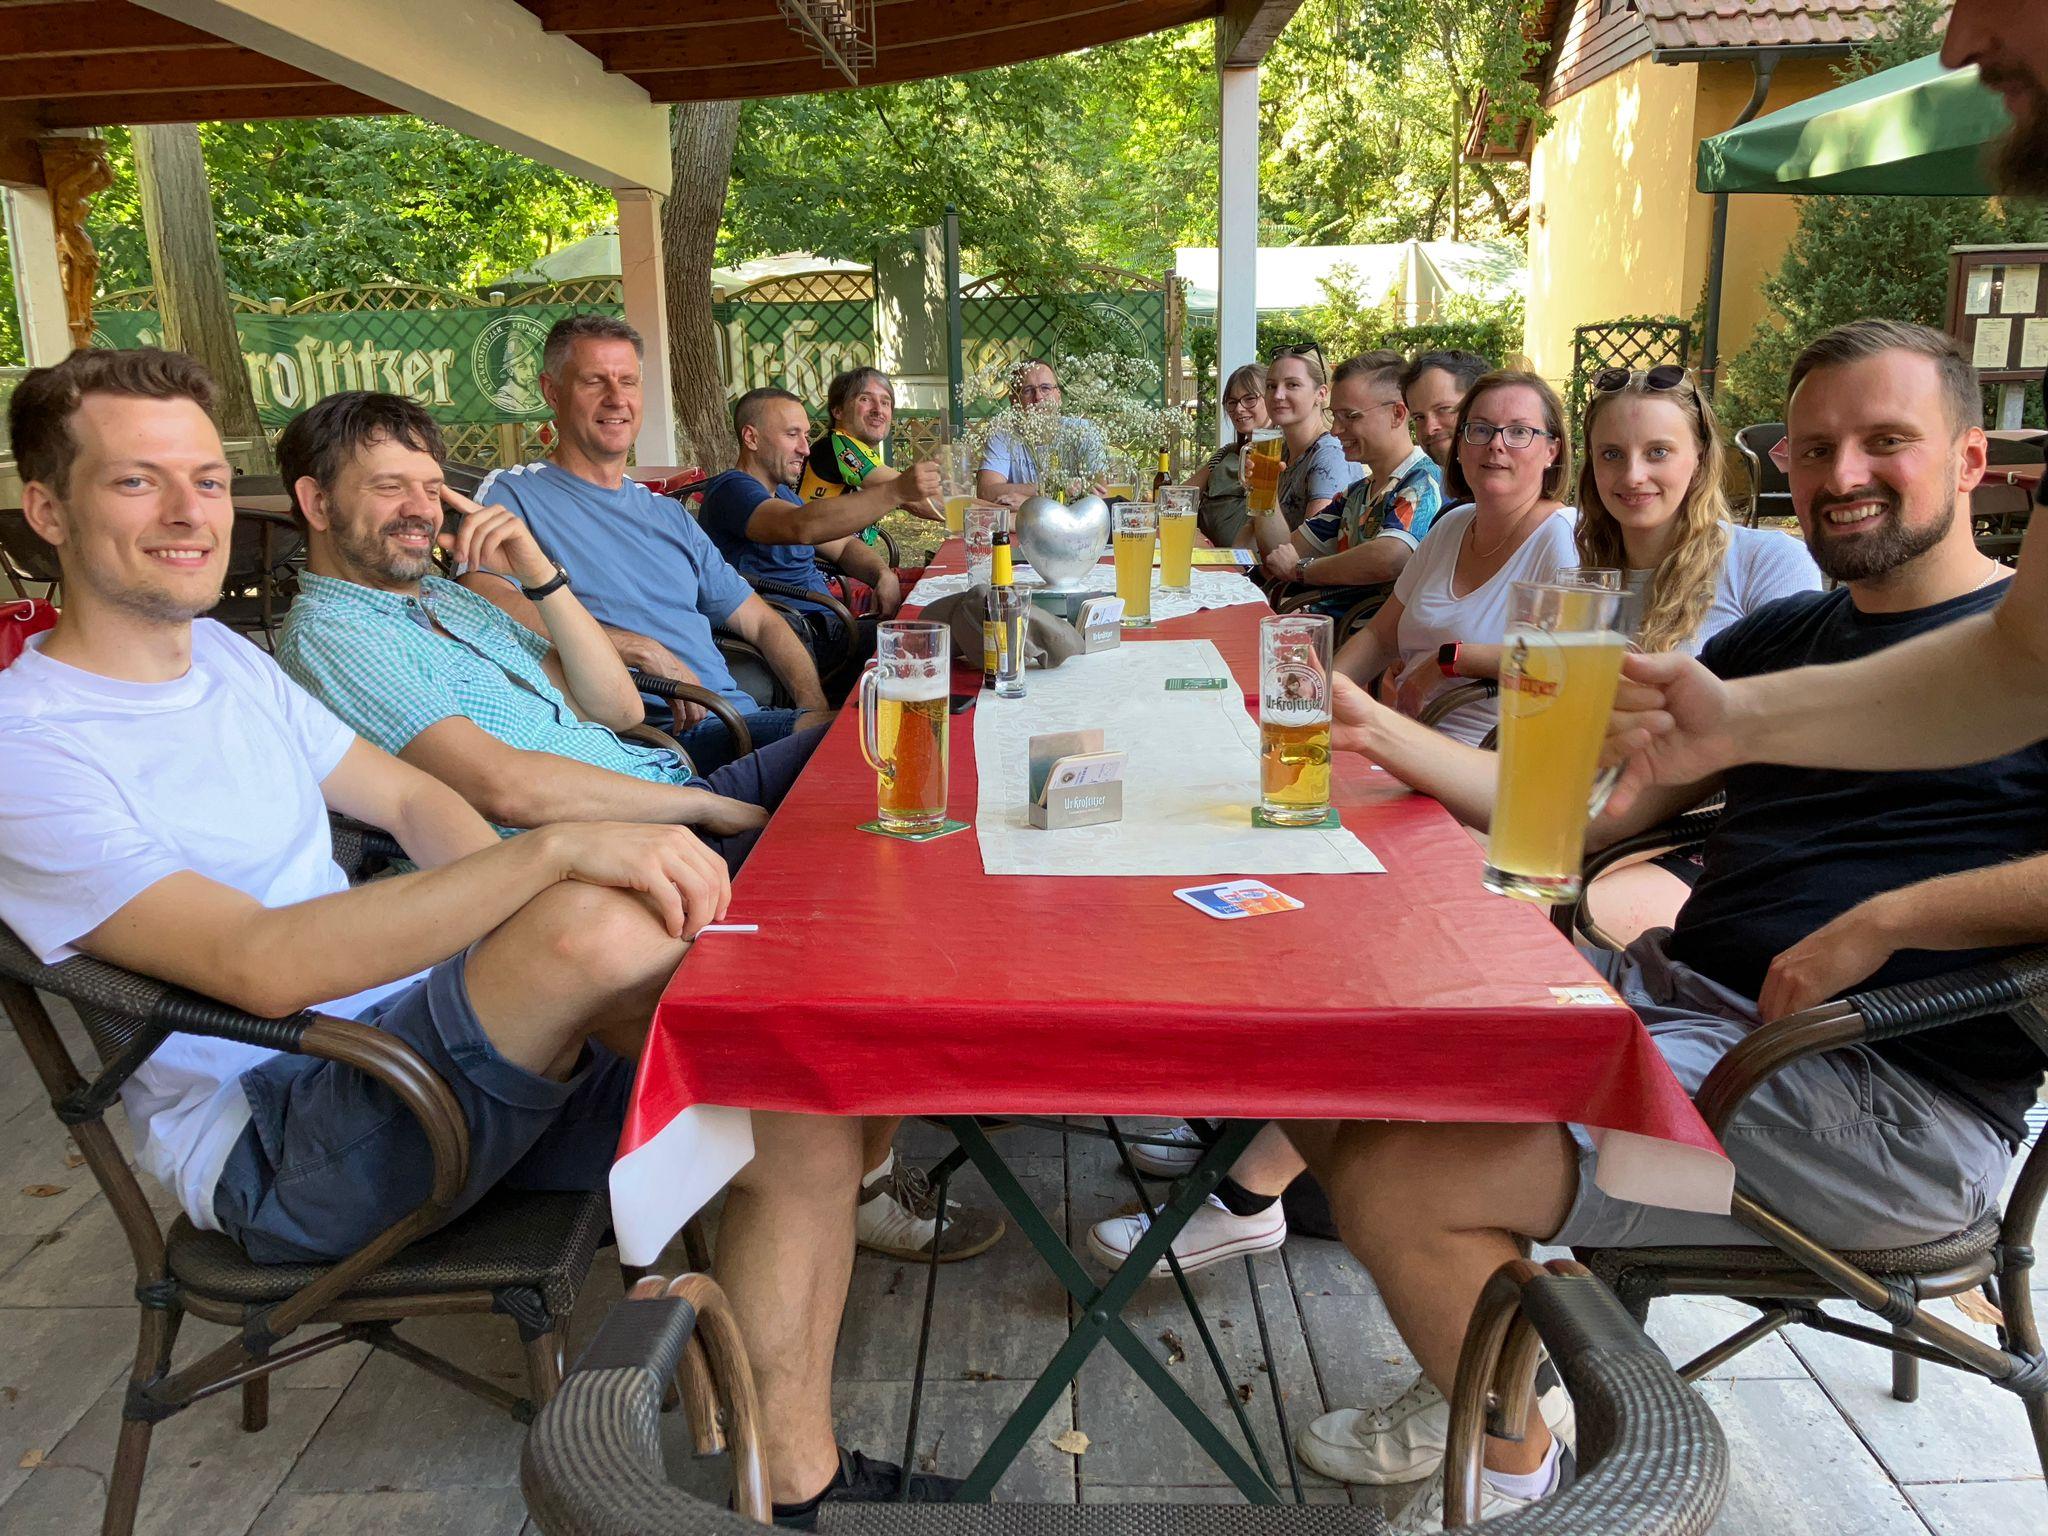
[746,461,938,546]
[977,469,1036,504]
[725,593,830,713]
[398,717,767,836]
[817,532,901,616]
[77,746,731,1016]
[1334,596,1405,688]
[1758,849,2048,1022]
[1299,538,1413,587]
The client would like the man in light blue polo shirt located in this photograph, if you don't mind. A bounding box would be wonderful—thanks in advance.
[466,314,832,774]
[975,357,1108,502]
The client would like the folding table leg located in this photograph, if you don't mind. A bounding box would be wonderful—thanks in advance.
[940,1117,1278,1504]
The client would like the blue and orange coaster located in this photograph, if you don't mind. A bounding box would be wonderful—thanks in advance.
[1251,807,1341,830]
[857,818,971,842]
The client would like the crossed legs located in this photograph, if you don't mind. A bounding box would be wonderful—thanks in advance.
[1285,1118,1579,1475]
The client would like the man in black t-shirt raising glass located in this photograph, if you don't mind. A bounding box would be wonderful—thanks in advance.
[1274,320,2048,1529]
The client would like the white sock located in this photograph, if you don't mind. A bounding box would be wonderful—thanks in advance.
[862,1149,895,1188]
[1482,1436,1561,1501]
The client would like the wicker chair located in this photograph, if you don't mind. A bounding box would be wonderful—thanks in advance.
[1269,579,1393,643]
[521,1260,1726,1535]
[1559,812,2048,1483]
[0,820,612,1536]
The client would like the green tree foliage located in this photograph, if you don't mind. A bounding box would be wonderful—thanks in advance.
[1719,0,2048,427]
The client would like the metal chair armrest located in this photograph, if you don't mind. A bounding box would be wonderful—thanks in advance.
[1270,579,1393,620]
[1417,678,1498,729]
[1693,946,2048,1140]
[749,577,861,677]
[627,670,753,760]
[1559,803,1726,944]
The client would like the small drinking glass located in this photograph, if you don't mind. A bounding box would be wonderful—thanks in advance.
[965,501,1000,587]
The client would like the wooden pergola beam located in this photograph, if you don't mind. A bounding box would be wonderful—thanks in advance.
[0,49,320,103]
[0,2,231,60]
[1216,0,1299,68]
[35,84,392,129]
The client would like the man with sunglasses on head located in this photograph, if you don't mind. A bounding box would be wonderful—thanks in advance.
[1610,0,2048,799]
[975,358,1107,504]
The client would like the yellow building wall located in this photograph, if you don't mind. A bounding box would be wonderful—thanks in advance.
[1526,54,1845,396]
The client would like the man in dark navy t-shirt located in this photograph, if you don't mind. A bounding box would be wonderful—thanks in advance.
[1280,321,2048,1524]
[697,388,938,668]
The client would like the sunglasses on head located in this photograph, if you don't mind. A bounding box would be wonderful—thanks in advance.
[1591,364,1707,435]
[1271,343,1325,371]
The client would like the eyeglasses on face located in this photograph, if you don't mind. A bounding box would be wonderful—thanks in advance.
[1332,399,1403,426]
[1014,382,1060,401]
[1461,420,1556,450]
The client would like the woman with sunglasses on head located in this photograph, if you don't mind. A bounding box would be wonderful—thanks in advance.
[1190,362,1269,546]
[1247,344,1353,557]
[1332,371,1580,743]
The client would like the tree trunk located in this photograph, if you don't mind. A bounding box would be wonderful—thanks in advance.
[132,124,272,470]
[662,101,741,468]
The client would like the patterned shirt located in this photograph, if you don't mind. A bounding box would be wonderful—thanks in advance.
[276,572,695,819]
[1298,445,1444,560]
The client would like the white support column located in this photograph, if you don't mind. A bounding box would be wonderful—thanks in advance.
[2,185,75,364]
[1216,62,1259,447]
[614,186,678,467]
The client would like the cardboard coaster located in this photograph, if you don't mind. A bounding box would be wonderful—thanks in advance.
[1250,806,1342,830]
[857,817,971,843]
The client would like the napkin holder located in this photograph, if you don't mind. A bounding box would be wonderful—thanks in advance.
[1027,728,1125,830]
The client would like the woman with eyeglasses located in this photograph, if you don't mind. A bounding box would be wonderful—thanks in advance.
[1248,345,1352,558]
[1190,363,1269,546]
[1332,371,1580,743]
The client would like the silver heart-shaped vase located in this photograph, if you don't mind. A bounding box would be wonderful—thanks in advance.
[1014,494,1110,591]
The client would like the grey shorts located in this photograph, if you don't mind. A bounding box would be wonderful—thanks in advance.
[1551,931,2013,1252]
[212,952,633,1265]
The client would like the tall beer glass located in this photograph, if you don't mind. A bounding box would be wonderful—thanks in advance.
[1259,612,1333,825]
[859,621,950,834]
[1114,502,1157,627]
[1244,428,1284,516]
[1483,582,1631,902]
[940,443,974,536]
[1157,485,1199,590]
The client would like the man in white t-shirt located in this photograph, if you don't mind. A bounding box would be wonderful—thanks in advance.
[0,349,962,1521]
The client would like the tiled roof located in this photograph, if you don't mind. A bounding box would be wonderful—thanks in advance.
[1637,0,1927,51]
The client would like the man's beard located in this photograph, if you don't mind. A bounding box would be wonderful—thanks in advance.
[338,515,435,584]
[1803,482,1955,583]
[1994,92,2048,195]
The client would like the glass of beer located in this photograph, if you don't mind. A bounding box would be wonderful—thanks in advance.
[1114,501,1158,627]
[1101,451,1138,504]
[858,620,950,835]
[1259,612,1334,825]
[1157,485,1199,590]
[1244,428,1284,516]
[1483,581,1632,903]
[940,443,974,536]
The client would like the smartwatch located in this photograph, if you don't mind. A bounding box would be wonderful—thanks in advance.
[1437,641,1462,678]
[521,563,571,602]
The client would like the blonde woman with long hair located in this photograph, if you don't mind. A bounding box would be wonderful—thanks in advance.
[1577,365,1818,657]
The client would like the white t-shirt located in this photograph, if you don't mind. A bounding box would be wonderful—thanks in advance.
[1625,523,1823,656]
[0,621,417,1230]
[1389,504,1580,745]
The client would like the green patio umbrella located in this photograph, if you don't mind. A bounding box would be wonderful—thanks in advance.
[1696,53,2012,198]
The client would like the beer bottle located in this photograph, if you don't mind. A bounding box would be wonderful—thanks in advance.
[983,514,1014,690]
[1151,447,1172,495]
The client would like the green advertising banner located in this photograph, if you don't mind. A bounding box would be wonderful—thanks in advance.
[90,303,611,428]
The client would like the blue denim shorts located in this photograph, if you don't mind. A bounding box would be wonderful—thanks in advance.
[212,952,633,1265]
[1550,931,2011,1252]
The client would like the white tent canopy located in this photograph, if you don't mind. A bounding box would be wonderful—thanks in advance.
[1175,238,1525,321]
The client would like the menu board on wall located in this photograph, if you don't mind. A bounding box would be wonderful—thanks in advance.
[1947,245,2048,383]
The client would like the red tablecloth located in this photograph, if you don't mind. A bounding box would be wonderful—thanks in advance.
[612,543,1729,1263]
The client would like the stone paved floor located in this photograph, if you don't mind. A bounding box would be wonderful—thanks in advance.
[1,1010,2040,1534]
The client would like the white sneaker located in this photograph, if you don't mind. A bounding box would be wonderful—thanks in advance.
[1387,1446,1574,1533]
[856,1155,1005,1263]
[1295,1367,1576,1486]
[1087,1193,1286,1276]
[1126,1122,1207,1178]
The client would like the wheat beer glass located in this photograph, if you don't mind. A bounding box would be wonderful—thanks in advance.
[1483,582,1631,903]
[1114,501,1158,627]
[1244,428,1284,515]
[859,621,950,834]
[1259,612,1334,825]
[1157,485,1199,590]
[940,443,973,535]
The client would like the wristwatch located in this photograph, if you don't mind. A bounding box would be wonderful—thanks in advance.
[521,563,571,602]
[1437,641,1462,677]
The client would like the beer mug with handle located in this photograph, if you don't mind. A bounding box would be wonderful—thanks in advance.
[1259,612,1334,826]
[859,620,951,834]
[1484,581,1633,902]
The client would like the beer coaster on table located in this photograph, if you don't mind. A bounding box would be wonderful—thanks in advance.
[1174,880,1305,920]
[1165,676,1230,690]
[1251,807,1342,829]
[856,818,970,843]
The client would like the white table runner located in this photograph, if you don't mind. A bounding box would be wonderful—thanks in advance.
[973,638,1385,878]
[910,563,1268,623]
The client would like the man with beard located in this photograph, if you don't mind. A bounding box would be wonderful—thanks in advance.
[1277,318,2048,1527]
[698,387,939,670]
[1607,0,2048,795]
[272,391,809,878]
